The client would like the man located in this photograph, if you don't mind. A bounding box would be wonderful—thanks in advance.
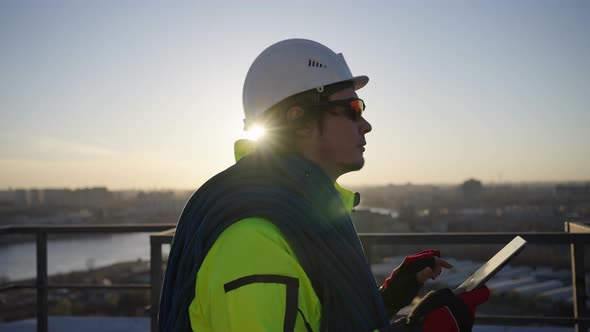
[159,39,489,332]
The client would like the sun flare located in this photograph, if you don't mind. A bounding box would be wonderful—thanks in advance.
[245,126,266,141]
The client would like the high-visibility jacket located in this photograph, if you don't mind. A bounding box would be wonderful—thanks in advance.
[188,140,366,331]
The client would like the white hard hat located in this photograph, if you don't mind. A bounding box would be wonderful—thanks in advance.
[242,39,369,129]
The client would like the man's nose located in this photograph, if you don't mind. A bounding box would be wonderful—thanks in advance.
[359,116,372,134]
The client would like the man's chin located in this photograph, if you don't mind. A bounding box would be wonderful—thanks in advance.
[342,159,365,174]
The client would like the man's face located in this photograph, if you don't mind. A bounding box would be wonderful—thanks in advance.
[310,87,372,179]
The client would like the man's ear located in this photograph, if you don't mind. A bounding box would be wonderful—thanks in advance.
[286,106,315,137]
[286,106,305,121]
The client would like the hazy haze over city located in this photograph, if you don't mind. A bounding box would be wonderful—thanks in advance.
[1,0,589,190]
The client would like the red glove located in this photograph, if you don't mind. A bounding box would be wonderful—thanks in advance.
[407,286,490,332]
[380,250,441,317]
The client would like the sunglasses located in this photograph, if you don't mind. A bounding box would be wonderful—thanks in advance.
[309,98,366,121]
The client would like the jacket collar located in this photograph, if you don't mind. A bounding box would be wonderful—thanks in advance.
[234,139,360,212]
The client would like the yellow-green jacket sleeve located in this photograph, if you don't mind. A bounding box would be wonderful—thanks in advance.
[189,218,322,332]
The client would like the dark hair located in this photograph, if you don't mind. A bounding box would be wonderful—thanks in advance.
[256,81,354,154]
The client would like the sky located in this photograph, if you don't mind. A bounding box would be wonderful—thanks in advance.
[0,0,589,190]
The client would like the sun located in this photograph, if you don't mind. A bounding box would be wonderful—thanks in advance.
[245,126,266,141]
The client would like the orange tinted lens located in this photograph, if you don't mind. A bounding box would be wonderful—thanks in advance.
[350,99,364,120]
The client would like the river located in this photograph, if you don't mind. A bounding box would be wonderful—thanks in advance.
[0,233,171,281]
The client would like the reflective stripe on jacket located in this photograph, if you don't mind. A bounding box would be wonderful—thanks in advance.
[189,217,321,331]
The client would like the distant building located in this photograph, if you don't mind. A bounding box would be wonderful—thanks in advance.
[43,187,111,208]
[461,178,483,206]
[74,187,110,207]
[43,189,71,207]
[0,190,14,209]
[28,189,43,207]
[0,189,44,208]
[555,184,590,202]
[135,190,183,215]
[13,189,28,208]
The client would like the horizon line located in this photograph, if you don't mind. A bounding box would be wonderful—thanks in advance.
[2,179,589,192]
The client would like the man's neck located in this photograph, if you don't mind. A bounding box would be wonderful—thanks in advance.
[298,150,341,183]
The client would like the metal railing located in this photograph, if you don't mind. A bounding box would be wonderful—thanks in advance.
[0,224,175,332]
[1,222,589,332]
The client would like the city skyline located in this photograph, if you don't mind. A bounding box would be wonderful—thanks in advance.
[1,1,589,189]
[2,179,588,192]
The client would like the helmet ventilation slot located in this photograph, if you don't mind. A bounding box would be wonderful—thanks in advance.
[308,59,326,68]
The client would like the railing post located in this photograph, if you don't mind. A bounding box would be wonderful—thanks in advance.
[566,222,589,332]
[150,237,163,332]
[36,231,48,332]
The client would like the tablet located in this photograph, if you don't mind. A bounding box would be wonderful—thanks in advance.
[452,236,527,295]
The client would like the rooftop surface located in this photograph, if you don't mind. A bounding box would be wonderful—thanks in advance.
[0,317,575,332]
